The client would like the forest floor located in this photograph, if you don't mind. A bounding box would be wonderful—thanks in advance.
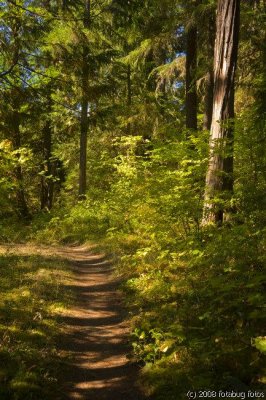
[0,244,144,400]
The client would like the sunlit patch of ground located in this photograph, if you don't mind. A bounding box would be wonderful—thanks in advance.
[0,244,74,400]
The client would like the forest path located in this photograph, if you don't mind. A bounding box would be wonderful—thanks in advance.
[0,244,144,400]
[57,245,143,400]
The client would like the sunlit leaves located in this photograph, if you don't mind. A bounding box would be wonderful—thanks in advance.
[252,337,266,355]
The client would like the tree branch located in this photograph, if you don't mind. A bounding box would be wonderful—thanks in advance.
[0,61,18,78]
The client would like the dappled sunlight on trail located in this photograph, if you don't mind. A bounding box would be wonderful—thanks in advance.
[0,244,144,400]
[57,246,143,400]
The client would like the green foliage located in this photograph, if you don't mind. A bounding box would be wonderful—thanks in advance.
[57,121,264,398]
[29,106,265,397]
[0,251,72,400]
[0,140,33,217]
[111,212,265,398]
[0,0,265,399]
[252,337,266,355]
[32,201,110,244]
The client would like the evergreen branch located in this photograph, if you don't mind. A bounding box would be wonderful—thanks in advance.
[18,62,71,86]
[7,0,82,21]
[7,0,108,23]
[21,51,66,63]
[0,43,19,79]
[0,61,18,78]
[12,72,80,114]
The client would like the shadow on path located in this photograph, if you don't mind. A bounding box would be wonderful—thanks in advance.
[57,247,144,400]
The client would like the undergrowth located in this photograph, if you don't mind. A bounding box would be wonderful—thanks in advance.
[0,251,73,400]
[2,125,265,399]
[107,224,265,399]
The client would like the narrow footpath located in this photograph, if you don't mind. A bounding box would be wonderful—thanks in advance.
[57,246,144,400]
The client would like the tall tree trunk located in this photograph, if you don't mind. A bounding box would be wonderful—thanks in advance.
[79,0,90,197]
[203,20,215,131]
[62,0,68,10]
[203,69,214,131]
[126,64,132,134]
[12,104,30,218]
[186,25,197,131]
[41,99,54,210]
[202,0,240,225]
[9,20,30,218]
[40,0,54,210]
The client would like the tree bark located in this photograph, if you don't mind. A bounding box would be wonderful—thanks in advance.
[203,69,214,131]
[41,99,54,210]
[185,25,198,131]
[11,102,30,219]
[79,0,90,197]
[203,20,215,131]
[40,0,54,210]
[202,0,240,224]
[126,64,132,134]
[8,20,30,218]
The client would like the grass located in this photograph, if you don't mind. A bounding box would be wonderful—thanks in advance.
[0,248,73,400]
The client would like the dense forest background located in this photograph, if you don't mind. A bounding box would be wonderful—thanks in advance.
[0,0,265,399]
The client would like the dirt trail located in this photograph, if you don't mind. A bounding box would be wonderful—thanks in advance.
[0,244,144,400]
[56,246,144,400]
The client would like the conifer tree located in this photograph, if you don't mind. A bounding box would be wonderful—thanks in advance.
[203,0,241,224]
